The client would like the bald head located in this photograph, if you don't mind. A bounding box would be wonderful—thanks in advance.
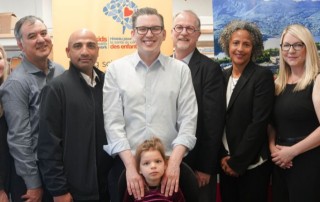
[68,29,98,47]
[66,28,99,76]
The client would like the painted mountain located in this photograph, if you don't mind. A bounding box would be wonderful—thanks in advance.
[213,0,320,55]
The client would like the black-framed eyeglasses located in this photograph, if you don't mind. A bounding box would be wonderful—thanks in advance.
[280,42,305,51]
[173,25,199,34]
[135,26,163,35]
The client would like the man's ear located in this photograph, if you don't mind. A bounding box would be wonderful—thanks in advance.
[17,40,23,51]
[162,29,166,41]
[131,30,136,42]
[66,47,70,58]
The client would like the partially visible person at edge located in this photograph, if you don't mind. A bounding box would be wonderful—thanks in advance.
[123,137,185,202]
[37,29,114,202]
[218,20,274,202]
[0,16,65,202]
[103,7,198,202]
[171,10,225,202]
[0,44,11,202]
[268,24,320,202]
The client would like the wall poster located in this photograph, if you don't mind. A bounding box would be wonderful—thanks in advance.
[213,0,320,71]
[52,0,173,71]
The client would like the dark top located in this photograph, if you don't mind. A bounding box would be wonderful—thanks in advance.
[0,115,9,191]
[222,61,275,174]
[183,48,225,175]
[37,64,113,200]
[123,187,185,202]
[273,83,318,145]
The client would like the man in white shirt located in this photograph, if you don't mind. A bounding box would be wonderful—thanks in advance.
[103,7,198,202]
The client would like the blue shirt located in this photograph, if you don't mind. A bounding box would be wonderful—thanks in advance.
[0,55,65,189]
[103,52,197,156]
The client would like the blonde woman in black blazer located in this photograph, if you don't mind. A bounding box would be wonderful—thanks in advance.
[218,20,275,202]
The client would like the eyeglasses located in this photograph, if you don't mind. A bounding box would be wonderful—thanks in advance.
[173,25,199,34]
[280,42,305,51]
[135,26,163,35]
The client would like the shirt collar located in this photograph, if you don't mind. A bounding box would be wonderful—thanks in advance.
[80,69,99,87]
[133,51,165,70]
[21,54,54,74]
[173,51,194,65]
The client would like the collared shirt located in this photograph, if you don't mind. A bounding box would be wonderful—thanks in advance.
[80,69,99,87]
[173,51,194,65]
[103,52,197,156]
[0,55,65,189]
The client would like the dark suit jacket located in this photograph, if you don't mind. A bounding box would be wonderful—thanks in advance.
[222,61,274,175]
[0,115,9,191]
[183,48,225,175]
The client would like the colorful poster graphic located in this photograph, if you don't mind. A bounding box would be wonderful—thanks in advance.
[52,0,172,71]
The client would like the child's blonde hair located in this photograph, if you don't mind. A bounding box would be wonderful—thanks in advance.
[135,136,166,171]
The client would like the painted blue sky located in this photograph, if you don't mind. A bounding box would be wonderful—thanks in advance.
[213,0,320,55]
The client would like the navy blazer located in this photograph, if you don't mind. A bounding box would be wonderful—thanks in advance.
[183,48,225,175]
[222,61,274,175]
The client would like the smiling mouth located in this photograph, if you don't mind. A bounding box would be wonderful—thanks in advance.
[37,46,48,50]
[143,40,155,45]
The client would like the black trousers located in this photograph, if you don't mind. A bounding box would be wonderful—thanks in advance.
[108,157,125,202]
[272,146,320,202]
[198,173,217,202]
[220,160,271,202]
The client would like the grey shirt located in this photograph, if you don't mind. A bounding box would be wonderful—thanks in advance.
[0,55,65,189]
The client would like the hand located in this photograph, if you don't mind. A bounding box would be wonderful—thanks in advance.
[221,156,239,177]
[126,166,145,200]
[161,159,180,197]
[21,188,43,202]
[54,193,73,202]
[0,189,9,202]
[194,170,211,187]
[271,145,295,169]
[269,142,280,154]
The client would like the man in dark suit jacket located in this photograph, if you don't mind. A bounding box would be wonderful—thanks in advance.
[171,10,225,202]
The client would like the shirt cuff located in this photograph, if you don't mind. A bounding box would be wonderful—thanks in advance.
[23,174,42,189]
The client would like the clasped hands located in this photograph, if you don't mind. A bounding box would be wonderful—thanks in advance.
[221,156,239,177]
[270,145,294,169]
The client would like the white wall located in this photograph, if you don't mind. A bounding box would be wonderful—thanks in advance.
[173,0,212,16]
[0,0,52,29]
[0,0,52,57]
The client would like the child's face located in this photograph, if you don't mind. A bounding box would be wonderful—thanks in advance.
[139,150,166,187]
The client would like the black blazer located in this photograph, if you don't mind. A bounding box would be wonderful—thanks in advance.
[183,48,225,175]
[0,115,9,192]
[222,61,274,175]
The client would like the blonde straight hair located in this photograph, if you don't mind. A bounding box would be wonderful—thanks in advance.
[275,24,320,95]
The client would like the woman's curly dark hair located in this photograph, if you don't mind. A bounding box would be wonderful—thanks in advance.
[219,20,264,61]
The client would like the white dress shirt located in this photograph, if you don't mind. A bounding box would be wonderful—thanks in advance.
[103,52,198,156]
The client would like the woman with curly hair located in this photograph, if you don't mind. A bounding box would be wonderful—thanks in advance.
[218,20,274,202]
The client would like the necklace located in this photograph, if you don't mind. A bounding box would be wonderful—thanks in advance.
[230,76,239,91]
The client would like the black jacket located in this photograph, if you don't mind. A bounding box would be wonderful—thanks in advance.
[221,61,274,175]
[0,115,9,192]
[183,48,225,175]
[38,64,113,200]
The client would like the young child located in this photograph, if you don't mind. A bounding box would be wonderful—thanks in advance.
[123,137,185,202]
